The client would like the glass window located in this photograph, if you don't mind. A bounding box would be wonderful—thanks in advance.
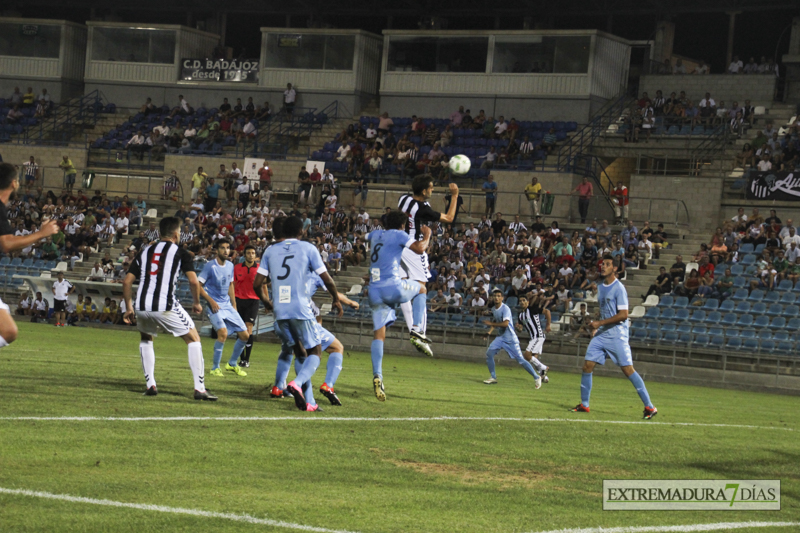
[0,23,61,58]
[388,37,488,72]
[493,36,590,74]
[91,28,176,64]
[264,34,355,70]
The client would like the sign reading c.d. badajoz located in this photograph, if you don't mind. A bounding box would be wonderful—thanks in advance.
[181,59,259,83]
[603,480,780,510]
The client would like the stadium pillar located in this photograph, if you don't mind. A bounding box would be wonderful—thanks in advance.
[725,11,741,66]
[652,21,674,63]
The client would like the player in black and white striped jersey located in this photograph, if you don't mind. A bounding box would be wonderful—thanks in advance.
[122,216,216,401]
[516,294,551,382]
[395,176,459,356]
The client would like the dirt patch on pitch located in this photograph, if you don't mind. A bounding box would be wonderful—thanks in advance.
[388,458,553,489]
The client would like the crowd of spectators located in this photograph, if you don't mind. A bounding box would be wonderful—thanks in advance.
[642,208,800,303]
[1,86,53,139]
[731,121,800,172]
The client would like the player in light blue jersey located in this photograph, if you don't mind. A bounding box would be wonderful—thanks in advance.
[483,289,542,388]
[367,210,430,401]
[572,254,657,419]
[198,239,249,377]
[253,216,343,411]
[271,271,360,406]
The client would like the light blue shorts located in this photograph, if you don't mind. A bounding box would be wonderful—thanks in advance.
[208,303,247,334]
[318,324,336,352]
[585,331,633,367]
[487,336,524,361]
[274,318,321,350]
[368,279,420,331]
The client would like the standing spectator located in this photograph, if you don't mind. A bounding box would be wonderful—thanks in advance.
[203,177,222,213]
[59,155,77,193]
[22,156,39,186]
[283,83,297,116]
[571,176,593,224]
[258,161,273,189]
[297,165,311,206]
[524,176,542,219]
[52,271,74,327]
[611,181,629,223]
[191,167,206,201]
[352,171,368,208]
[482,174,498,217]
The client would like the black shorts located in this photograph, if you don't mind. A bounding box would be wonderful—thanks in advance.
[236,298,260,324]
[54,299,67,312]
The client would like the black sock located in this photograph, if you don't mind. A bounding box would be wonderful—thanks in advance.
[244,335,253,361]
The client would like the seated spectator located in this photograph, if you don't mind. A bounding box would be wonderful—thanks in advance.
[541,128,558,153]
[734,143,756,169]
[6,105,23,124]
[430,289,448,312]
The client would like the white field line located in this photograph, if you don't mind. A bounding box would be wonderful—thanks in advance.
[0,416,795,432]
[0,487,359,533]
[530,522,800,533]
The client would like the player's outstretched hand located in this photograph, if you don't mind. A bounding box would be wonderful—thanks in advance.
[192,303,203,314]
[333,300,344,317]
[39,219,59,238]
[448,182,459,195]
[350,301,360,311]
[207,300,220,313]
[123,310,134,324]
[589,320,601,330]
[545,325,551,333]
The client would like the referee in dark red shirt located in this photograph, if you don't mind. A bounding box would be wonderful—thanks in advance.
[233,244,260,367]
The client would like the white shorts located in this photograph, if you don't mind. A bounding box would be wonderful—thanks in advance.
[0,297,8,312]
[401,248,430,283]
[136,304,195,337]
[525,337,545,355]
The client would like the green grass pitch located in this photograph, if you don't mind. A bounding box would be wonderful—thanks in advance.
[0,322,797,532]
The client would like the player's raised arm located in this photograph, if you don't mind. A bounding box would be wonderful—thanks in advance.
[439,183,459,224]
[409,225,431,255]
[0,219,58,254]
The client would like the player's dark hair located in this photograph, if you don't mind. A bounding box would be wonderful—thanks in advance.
[282,216,304,239]
[159,216,181,238]
[271,217,286,240]
[214,238,230,249]
[491,288,503,295]
[0,163,17,190]
[384,210,408,230]
[244,244,256,254]
[412,175,433,196]
[602,253,614,262]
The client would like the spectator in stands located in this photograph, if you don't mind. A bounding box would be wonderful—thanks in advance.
[34,98,49,119]
[430,289,448,312]
[125,130,147,160]
[449,106,464,126]
[693,60,710,74]
[283,83,297,116]
[424,122,440,146]
[571,177,593,224]
[22,87,35,107]
[784,227,800,250]
[728,55,743,74]
[698,93,716,127]
[377,112,393,135]
[169,95,191,118]
[733,143,756,169]
[6,105,23,124]
[480,147,497,169]
[757,154,772,172]
[542,128,558,153]
[8,87,23,106]
[673,58,687,74]
[31,292,47,322]
[482,175,498,217]
[523,177,542,219]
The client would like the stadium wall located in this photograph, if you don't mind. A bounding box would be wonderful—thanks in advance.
[638,74,777,106]
[0,144,88,190]
[629,173,723,230]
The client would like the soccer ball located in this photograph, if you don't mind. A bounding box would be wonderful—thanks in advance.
[449,154,471,175]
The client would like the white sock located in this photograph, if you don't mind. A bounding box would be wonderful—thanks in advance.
[421,306,428,334]
[0,336,8,348]
[530,356,547,372]
[139,341,156,389]
[187,341,205,392]
[400,300,414,332]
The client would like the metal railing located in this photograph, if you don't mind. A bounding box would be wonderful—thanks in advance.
[12,91,105,145]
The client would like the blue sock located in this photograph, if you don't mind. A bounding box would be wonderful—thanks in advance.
[212,341,224,370]
[294,354,320,385]
[325,352,343,387]
[229,338,247,366]
[371,340,384,377]
[518,358,540,379]
[411,293,426,330]
[275,346,293,389]
[486,350,497,379]
[580,372,593,407]
[295,358,316,406]
[628,372,654,408]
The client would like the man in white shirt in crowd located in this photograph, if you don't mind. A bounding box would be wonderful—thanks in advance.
[283,83,297,115]
[89,262,105,282]
[493,116,508,139]
[336,141,351,161]
[446,288,463,313]
[115,212,129,239]
[728,55,743,74]
[52,272,74,327]
[783,228,800,250]
[757,155,773,172]
[779,219,796,239]
[32,292,48,322]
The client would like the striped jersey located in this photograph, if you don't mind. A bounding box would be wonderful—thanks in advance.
[518,306,545,339]
[128,240,196,311]
[397,193,441,240]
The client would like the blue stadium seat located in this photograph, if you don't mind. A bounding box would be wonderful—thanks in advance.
[751,302,767,315]
[730,289,749,301]
[725,327,740,338]
[763,291,780,304]
[736,314,754,327]
[757,329,773,341]
[748,289,765,302]
[732,277,747,288]
[690,310,706,322]
[734,301,751,313]
[709,335,725,349]
[721,313,737,326]
[773,331,790,342]
[783,305,800,318]
[787,317,800,330]
[741,254,756,265]
[758,340,775,353]
[726,337,742,350]
[780,292,796,305]
[691,325,707,335]
[704,311,722,324]
[703,298,719,310]
[646,330,660,342]
[719,299,735,312]
[674,309,690,322]
[708,326,725,337]
[777,279,794,291]
[730,265,744,276]
[658,295,674,307]
[766,304,784,317]
[631,329,647,342]
[740,243,754,254]
[739,328,756,340]
[662,331,679,343]
[673,296,689,308]
[775,341,796,355]
[660,322,676,333]
[770,317,786,329]
[659,308,675,321]
[742,338,760,352]
[645,307,660,319]
[677,333,693,346]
